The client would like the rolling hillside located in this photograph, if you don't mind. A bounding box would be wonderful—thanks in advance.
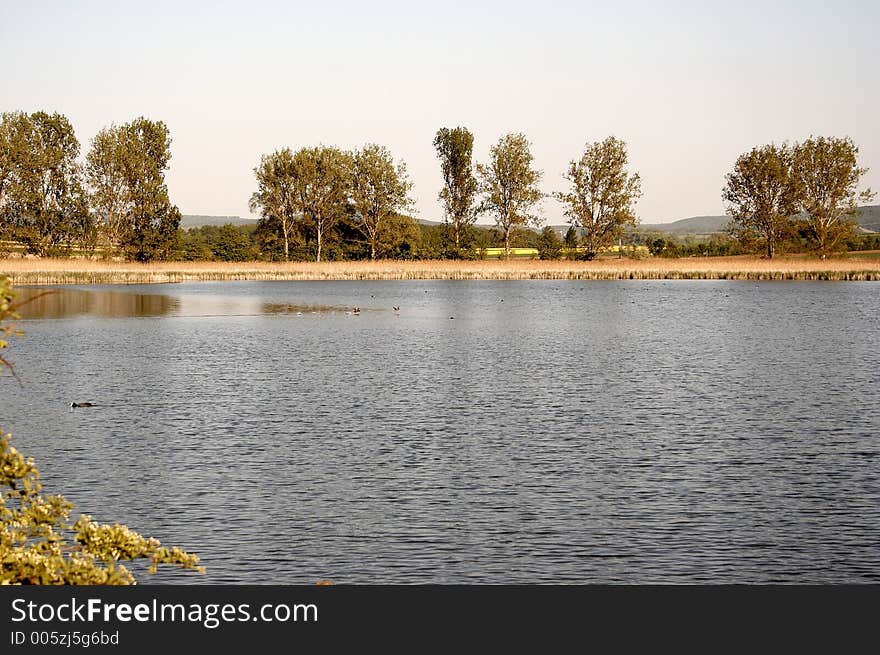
[181,206,880,234]
[641,205,880,235]
[181,215,257,228]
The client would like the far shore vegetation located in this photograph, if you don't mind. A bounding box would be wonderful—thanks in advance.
[1,111,876,273]
[3,255,880,285]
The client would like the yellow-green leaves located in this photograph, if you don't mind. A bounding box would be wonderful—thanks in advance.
[434,127,479,255]
[791,136,876,255]
[723,143,798,259]
[555,137,642,261]
[0,431,204,585]
[477,133,544,258]
[350,144,414,260]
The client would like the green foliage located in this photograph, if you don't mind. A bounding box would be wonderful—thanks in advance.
[211,224,257,261]
[0,431,204,584]
[375,214,421,259]
[251,146,350,262]
[648,237,667,256]
[555,137,642,261]
[847,233,880,251]
[85,126,128,250]
[477,133,544,257]
[0,111,92,256]
[434,127,480,256]
[537,226,563,259]
[177,224,259,261]
[723,142,800,259]
[791,136,876,255]
[292,146,351,263]
[250,149,299,261]
[415,223,445,259]
[647,233,748,258]
[85,118,181,262]
[350,144,414,259]
[0,276,203,584]
[178,227,214,261]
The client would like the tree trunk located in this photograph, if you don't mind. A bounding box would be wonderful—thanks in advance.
[316,229,322,263]
[504,227,511,259]
[283,230,289,261]
[766,236,774,259]
[370,239,376,260]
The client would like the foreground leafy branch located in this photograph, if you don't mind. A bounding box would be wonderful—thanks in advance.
[0,276,203,584]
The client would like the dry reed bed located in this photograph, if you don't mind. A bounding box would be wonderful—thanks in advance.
[2,257,880,284]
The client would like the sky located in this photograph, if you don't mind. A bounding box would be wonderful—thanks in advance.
[2,0,878,225]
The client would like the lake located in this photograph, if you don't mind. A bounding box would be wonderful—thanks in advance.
[2,280,879,583]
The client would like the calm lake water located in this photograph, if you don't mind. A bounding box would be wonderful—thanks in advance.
[2,280,879,583]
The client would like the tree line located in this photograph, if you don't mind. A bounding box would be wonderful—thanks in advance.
[1,109,874,262]
[250,130,642,261]
[0,112,179,261]
[723,137,875,258]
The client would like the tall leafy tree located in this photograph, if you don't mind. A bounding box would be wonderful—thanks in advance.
[791,136,876,255]
[723,143,799,259]
[0,113,25,237]
[85,126,129,250]
[477,133,543,258]
[86,117,180,261]
[250,148,299,261]
[555,137,642,261]
[0,112,90,255]
[350,144,413,259]
[0,113,25,214]
[120,118,180,261]
[434,127,479,256]
[290,146,351,263]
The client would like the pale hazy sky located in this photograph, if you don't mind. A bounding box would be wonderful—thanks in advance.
[2,0,878,224]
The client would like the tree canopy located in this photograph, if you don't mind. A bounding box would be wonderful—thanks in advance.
[250,148,300,261]
[350,144,413,260]
[0,111,91,256]
[85,117,180,261]
[791,136,876,255]
[477,133,543,258]
[434,127,480,256]
[251,146,351,262]
[555,137,642,260]
[723,143,799,259]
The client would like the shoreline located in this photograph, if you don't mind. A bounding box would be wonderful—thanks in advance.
[2,256,880,284]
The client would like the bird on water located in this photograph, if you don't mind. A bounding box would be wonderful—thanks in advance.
[70,402,95,409]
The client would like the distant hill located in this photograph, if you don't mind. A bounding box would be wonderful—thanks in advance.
[272,206,880,236]
[640,215,729,235]
[855,205,880,232]
[181,215,257,228]
[640,205,880,235]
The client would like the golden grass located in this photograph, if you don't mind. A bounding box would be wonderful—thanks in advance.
[2,255,880,284]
